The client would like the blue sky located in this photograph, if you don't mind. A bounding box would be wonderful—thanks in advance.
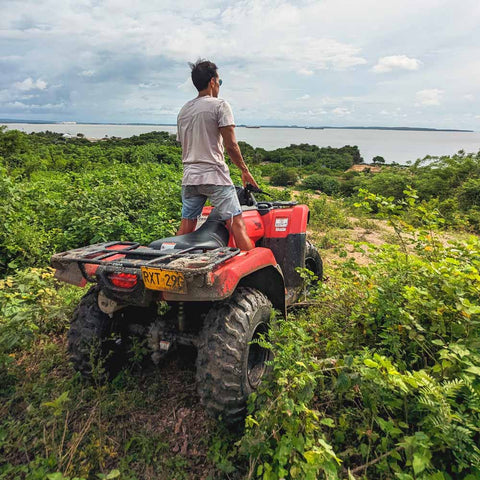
[1,0,479,129]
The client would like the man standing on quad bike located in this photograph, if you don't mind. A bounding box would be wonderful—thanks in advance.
[176,59,258,250]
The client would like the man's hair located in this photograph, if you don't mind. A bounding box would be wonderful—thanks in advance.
[189,59,218,91]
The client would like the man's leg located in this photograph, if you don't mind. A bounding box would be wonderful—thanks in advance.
[228,214,254,251]
[177,186,205,235]
[204,185,254,251]
[177,218,197,235]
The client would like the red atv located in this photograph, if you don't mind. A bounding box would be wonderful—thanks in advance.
[51,185,322,424]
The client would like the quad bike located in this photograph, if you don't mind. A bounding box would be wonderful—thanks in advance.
[51,185,322,424]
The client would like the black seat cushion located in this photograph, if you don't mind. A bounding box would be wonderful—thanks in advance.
[149,219,230,251]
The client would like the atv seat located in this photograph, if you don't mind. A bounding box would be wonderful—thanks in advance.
[149,218,230,251]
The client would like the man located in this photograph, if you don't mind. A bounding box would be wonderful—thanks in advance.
[176,59,258,251]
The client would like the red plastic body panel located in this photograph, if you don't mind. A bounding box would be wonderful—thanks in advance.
[238,210,266,243]
[163,247,279,301]
[261,204,309,238]
[200,206,265,248]
[200,204,308,246]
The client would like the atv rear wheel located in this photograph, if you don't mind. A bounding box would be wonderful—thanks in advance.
[68,286,128,379]
[195,287,273,425]
[305,240,323,281]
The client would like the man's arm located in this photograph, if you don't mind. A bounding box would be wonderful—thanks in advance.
[220,125,258,188]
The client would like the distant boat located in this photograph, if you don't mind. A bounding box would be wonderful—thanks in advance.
[59,121,77,125]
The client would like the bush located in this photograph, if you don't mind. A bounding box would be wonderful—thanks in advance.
[358,170,410,200]
[457,177,480,210]
[302,175,340,195]
[0,163,182,273]
[239,193,480,479]
[298,193,351,230]
[270,167,298,186]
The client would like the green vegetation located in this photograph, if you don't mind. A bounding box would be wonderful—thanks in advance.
[237,191,480,479]
[0,127,183,275]
[253,139,480,234]
[1,128,479,478]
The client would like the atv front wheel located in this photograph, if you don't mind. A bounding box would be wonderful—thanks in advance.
[305,240,323,281]
[68,286,127,379]
[195,287,273,425]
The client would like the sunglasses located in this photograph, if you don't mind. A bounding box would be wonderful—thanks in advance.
[212,77,222,86]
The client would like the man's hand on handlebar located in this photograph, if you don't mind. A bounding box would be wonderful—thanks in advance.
[245,183,272,197]
[241,169,259,189]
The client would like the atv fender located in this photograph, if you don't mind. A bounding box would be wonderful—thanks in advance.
[163,247,286,317]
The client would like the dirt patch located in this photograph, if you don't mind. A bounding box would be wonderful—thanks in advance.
[121,351,219,479]
[11,338,223,479]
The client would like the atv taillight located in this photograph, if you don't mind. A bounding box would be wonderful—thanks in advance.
[108,272,138,289]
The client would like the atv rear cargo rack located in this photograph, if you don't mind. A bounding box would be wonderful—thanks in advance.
[51,241,240,285]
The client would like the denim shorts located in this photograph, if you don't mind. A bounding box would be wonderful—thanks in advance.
[181,185,242,221]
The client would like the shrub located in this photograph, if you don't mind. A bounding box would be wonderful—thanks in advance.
[0,163,182,273]
[302,175,340,195]
[298,193,351,230]
[358,170,410,200]
[270,168,298,186]
[457,177,480,210]
[239,193,480,479]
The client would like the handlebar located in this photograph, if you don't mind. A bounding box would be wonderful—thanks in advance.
[245,183,272,197]
[236,184,297,208]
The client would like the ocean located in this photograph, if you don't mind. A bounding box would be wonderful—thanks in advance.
[3,123,480,165]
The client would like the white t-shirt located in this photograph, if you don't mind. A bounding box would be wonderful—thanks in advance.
[177,95,235,186]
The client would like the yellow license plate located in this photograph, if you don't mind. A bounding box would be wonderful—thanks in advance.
[141,267,186,294]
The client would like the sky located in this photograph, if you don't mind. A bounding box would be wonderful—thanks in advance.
[1,0,480,129]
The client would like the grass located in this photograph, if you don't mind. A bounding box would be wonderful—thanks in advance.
[1,333,218,479]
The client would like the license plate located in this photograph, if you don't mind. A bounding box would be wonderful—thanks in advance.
[141,267,186,294]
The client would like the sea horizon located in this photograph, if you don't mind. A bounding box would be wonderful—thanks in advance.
[0,118,474,133]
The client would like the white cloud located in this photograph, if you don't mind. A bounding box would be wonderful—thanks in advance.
[297,94,311,100]
[79,70,95,77]
[332,107,351,116]
[6,101,64,109]
[372,55,421,73]
[14,77,48,91]
[0,55,22,61]
[298,68,314,76]
[416,89,444,106]
[464,94,475,101]
[177,77,197,92]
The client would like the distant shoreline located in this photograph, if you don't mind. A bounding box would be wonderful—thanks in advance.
[0,119,474,133]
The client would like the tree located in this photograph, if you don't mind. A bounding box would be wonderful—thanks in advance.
[372,156,385,165]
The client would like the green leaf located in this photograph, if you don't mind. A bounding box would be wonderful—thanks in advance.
[106,470,120,479]
[412,453,428,474]
[47,475,65,480]
[320,418,335,428]
[364,359,378,368]
[303,450,319,464]
[466,365,480,376]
